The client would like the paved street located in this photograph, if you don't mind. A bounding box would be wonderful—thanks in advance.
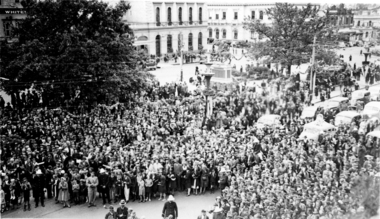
[1,192,217,218]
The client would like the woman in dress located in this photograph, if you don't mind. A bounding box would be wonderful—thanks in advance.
[145,174,153,202]
[158,172,166,201]
[58,177,70,208]
[137,173,145,203]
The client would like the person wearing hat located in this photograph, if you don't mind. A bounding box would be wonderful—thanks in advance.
[99,168,111,207]
[32,169,46,208]
[116,200,129,219]
[162,195,178,219]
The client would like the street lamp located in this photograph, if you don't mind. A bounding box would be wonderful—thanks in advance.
[201,63,215,125]
[179,32,184,81]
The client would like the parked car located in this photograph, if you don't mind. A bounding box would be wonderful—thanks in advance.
[334,111,361,126]
[300,106,324,120]
[146,60,157,70]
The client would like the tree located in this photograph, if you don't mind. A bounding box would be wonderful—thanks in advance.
[0,0,153,107]
[243,3,327,74]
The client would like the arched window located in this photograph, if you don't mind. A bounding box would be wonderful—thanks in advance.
[168,7,172,25]
[371,31,374,38]
[179,7,183,25]
[365,32,368,38]
[369,21,372,27]
[199,7,203,24]
[215,29,219,39]
[259,11,263,20]
[167,34,173,53]
[208,28,212,38]
[222,29,226,39]
[233,29,238,39]
[155,35,161,57]
[188,33,193,51]
[189,7,193,24]
[156,7,160,26]
[198,32,202,50]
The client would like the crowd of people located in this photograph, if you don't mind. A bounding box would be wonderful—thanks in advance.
[0,59,379,219]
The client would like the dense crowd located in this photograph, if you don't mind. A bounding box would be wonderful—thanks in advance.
[0,62,379,219]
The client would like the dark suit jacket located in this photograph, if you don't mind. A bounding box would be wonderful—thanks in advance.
[116,206,128,219]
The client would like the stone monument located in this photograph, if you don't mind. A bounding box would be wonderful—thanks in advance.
[210,63,233,84]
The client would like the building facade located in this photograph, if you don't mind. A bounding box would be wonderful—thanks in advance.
[325,4,354,28]
[124,0,207,57]
[350,7,380,43]
[206,3,319,44]
[0,0,27,41]
[207,3,273,43]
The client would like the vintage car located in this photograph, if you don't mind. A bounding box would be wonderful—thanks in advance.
[300,106,324,120]
[368,87,380,101]
[299,115,337,141]
[146,60,157,70]
[361,101,380,120]
[334,111,361,126]
[350,90,370,106]
[323,97,350,111]
[255,114,281,129]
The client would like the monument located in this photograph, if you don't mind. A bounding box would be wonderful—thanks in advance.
[210,63,233,84]
[201,63,215,118]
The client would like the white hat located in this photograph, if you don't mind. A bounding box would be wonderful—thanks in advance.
[36,169,43,175]
[168,195,175,201]
[100,168,106,174]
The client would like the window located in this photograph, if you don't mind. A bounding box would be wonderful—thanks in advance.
[365,32,368,38]
[167,7,172,25]
[156,7,160,26]
[234,30,238,39]
[234,12,238,20]
[223,12,226,20]
[178,33,182,52]
[259,11,263,20]
[222,29,226,38]
[250,31,254,39]
[357,20,360,26]
[251,11,255,19]
[188,33,193,51]
[167,34,173,53]
[351,17,354,24]
[215,29,219,39]
[216,14,219,20]
[3,21,12,37]
[198,32,202,50]
[189,7,193,24]
[155,35,161,57]
[369,21,372,27]
[208,28,212,38]
[199,7,203,24]
[179,7,183,25]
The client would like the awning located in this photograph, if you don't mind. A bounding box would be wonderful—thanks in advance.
[338,29,356,34]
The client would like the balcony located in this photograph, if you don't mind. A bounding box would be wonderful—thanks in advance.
[168,21,173,26]
[199,20,202,25]
[179,21,183,25]
[156,22,161,27]
[189,20,193,25]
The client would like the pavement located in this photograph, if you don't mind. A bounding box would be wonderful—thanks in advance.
[1,191,217,219]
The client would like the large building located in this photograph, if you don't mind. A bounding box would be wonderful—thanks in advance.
[325,5,354,28]
[206,2,320,43]
[0,0,27,41]
[124,0,208,57]
[350,7,380,43]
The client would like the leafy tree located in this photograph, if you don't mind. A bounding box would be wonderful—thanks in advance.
[0,0,153,107]
[243,3,327,74]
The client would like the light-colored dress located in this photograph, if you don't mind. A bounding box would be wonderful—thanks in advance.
[138,179,145,196]
[58,181,70,202]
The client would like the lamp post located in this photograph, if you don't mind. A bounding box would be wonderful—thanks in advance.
[179,33,184,82]
[201,63,215,126]
[310,34,317,102]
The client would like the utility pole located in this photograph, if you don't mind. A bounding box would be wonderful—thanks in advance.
[310,34,317,101]
[179,33,184,82]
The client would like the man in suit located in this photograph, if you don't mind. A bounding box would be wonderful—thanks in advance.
[116,200,129,219]
[162,195,178,219]
[197,209,209,219]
